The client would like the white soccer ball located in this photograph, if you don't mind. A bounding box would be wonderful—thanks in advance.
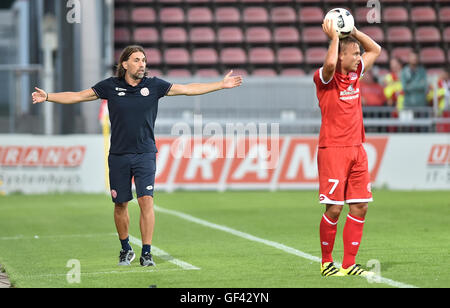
[324,8,354,38]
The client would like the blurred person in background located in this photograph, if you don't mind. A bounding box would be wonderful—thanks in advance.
[31,45,243,268]
[383,57,404,109]
[401,52,428,108]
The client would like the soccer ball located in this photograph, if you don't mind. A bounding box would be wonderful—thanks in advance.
[324,8,354,38]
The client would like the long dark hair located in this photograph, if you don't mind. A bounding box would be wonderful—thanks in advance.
[116,45,147,79]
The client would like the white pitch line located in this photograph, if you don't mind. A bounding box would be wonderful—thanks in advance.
[154,204,418,288]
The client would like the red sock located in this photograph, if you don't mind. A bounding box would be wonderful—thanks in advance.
[320,214,338,265]
[342,213,365,269]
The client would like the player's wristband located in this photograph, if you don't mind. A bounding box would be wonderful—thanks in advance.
[46,93,49,101]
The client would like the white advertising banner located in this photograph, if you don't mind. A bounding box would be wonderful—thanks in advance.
[0,134,448,194]
[0,135,105,194]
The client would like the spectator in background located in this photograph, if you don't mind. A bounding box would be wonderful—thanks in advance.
[427,69,450,116]
[401,52,428,108]
[360,70,386,106]
[383,57,404,109]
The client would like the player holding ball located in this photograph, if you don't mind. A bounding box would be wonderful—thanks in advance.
[313,9,381,277]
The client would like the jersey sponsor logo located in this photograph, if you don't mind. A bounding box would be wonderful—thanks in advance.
[115,87,127,92]
[140,87,150,97]
[340,85,360,100]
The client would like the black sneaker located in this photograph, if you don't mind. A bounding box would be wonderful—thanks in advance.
[118,249,135,266]
[140,252,155,267]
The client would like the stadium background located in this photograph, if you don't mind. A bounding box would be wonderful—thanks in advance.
[0,0,449,289]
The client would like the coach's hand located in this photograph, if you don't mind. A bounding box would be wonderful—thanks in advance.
[32,87,48,104]
[221,70,243,89]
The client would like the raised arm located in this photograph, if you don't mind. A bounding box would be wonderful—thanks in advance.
[166,70,243,96]
[32,87,98,105]
[351,27,381,72]
[321,18,339,83]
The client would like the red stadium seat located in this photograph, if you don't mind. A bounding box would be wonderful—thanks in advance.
[115,8,129,23]
[443,27,450,42]
[383,7,408,23]
[415,26,441,43]
[411,7,436,23]
[277,47,303,64]
[220,48,247,64]
[143,48,162,65]
[133,28,159,43]
[354,7,371,24]
[302,27,327,44]
[245,27,272,44]
[375,48,388,64]
[167,69,191,77]
[274,27,300,44]
[218,27,244,44]
[192,48,218,65]
[114,28,130,44]
[387,26,413,43]
[187,7,213,24]
[131,7,156,23]
[391,47,413,63]
[160,7,185,24]
[280,68,306,76]
[270,7,297,24]
[215,7,241,23]
[243,7,269,23]
[439,7,450,23]
[164,48,190,65]
[162,27,187,44]
[252,68,277,77]
[189,27,216,44]
[249,47,275,64]
[298,7,324,24]
[420,47,445,64]
[305,47,328,64]
[360,26,384,43]
[195,68,220,77]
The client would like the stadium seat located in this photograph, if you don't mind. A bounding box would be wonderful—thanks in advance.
[391,47,414,63]
[114,8,129,23]
[354,7,371,24]
[148,69,162,77]
[162,27,187,44]
[187,7,213,24]
[411,7,436,23]
[443,27,450,42]
[192,48,219,65]
[252,68,277,77]
[439,7,450,23]
[375,48,388,64]
[277,47,303,64]
[302,27,327,44]
[167,69,191,77]
[249,47,275,64]
[133,28,159,44]
[189,27,216,44]
[415,26,441,43]
[298,7,324,24]
[360,26,384,43]
[215,7,241,24]
[387,26,413,43]
[243,7,269,23]
[144,48,162,65]
[131,7,156,23]
[280,68,306,76]
[218,27,244,44]
[305,47,327,64]
[245,27,272,44]
[383,7,408,23]
[164,48,190,65]
[195,68,220,77]
[274,27,300,44]
[220,48,247,64]
[270,7,297,24]
[114,28,130,44]
[420,47,445,64]
[160,7,185,24]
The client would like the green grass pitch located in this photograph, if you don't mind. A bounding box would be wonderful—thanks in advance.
[0,190,449,288]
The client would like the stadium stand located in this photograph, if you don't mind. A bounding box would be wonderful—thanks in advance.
[113,0,450,77]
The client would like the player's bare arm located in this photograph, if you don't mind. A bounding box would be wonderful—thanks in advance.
[350,27,381,72]
[321,19,339,83]
[32,87,98,105]
[167,70,243,96]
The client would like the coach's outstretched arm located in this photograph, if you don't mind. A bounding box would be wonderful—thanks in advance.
[351,27,381,71]
[167,70,242,96]
[32,87,98,105]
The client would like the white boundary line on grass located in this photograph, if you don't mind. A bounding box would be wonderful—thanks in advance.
[154,204,418,288]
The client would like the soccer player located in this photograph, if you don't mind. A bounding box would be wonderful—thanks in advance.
[32,45,243,267]
[313,20,381,276]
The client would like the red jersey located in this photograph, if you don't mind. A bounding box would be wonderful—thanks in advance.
[313,61,366,147]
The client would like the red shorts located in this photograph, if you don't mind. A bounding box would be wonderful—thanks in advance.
[317,145,373,205]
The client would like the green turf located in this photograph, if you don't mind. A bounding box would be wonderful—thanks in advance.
[0,190,449,288]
